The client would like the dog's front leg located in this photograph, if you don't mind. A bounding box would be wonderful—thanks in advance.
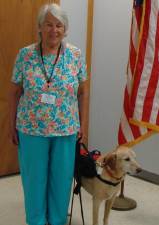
[103,195,116,225]
[92,197,102,225]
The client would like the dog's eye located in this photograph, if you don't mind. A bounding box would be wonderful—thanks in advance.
[125,157,130,161]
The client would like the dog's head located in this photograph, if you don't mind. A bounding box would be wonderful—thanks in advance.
[97,146,142,175]
[114,146,142,175]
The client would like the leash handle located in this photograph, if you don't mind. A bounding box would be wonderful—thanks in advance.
[77,138,89,153]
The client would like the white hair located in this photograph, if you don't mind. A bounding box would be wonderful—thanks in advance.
[37,3,69,36]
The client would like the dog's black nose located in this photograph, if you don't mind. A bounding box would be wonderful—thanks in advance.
[136,167,142,173]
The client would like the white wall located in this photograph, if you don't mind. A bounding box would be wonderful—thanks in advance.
[89,0,159,174]
[89,0,132,149]
[60,0,87,55]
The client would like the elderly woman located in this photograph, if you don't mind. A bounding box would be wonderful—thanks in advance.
[9,3,88,225]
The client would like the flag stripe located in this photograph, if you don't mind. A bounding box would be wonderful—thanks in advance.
[120,112,134,141]
[131,13,139,51]
[139,126,147,135]
[129,36,137,75]
[118,124,127,144]
[124,88,141,138]
[156,110,159,125]
[142,9,159,123]
[127,66,133,95]
[134,2,144,28]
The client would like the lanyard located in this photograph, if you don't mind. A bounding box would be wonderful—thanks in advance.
[39,42,61,88]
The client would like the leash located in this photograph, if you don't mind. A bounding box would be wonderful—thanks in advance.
[69,179,85,225]
[69,139,101,225]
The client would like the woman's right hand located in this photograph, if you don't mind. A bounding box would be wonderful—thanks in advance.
[9,127,19,145]
[8,83,23,146]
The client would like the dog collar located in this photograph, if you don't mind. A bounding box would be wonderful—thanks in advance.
[96,174,121,187]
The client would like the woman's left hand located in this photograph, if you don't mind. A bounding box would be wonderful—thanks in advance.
[77,128,88,145]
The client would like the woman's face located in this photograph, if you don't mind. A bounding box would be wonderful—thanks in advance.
[39,12,65,48]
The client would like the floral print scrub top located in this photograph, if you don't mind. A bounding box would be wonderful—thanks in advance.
[11,42,87,137]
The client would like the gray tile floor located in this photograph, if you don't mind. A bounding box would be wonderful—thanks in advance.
[0,175,159,225]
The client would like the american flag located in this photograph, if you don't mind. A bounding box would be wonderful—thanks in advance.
[118,0,159,146]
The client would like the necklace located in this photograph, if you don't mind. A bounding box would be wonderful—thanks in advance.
[39,42,61,88]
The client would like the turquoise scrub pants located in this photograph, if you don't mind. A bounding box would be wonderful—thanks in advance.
[18,131,76,225]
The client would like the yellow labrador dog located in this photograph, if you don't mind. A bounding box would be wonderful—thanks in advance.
[81,146,142,225]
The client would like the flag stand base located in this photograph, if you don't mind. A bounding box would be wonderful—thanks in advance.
[112,180,137,211]
[112,195,137,211]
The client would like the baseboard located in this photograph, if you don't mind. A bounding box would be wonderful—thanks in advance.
[132,170,159,185]
[0,172,20,179]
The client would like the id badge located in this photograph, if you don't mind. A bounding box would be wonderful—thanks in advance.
[41,93,56,104]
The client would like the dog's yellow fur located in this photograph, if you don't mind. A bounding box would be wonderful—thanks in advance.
[81,146,142,225]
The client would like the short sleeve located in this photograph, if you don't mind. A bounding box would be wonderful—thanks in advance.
[77,52,87,83]
[11,49,24,84]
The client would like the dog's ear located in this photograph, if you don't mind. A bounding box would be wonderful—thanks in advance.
[103,153,117,170]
